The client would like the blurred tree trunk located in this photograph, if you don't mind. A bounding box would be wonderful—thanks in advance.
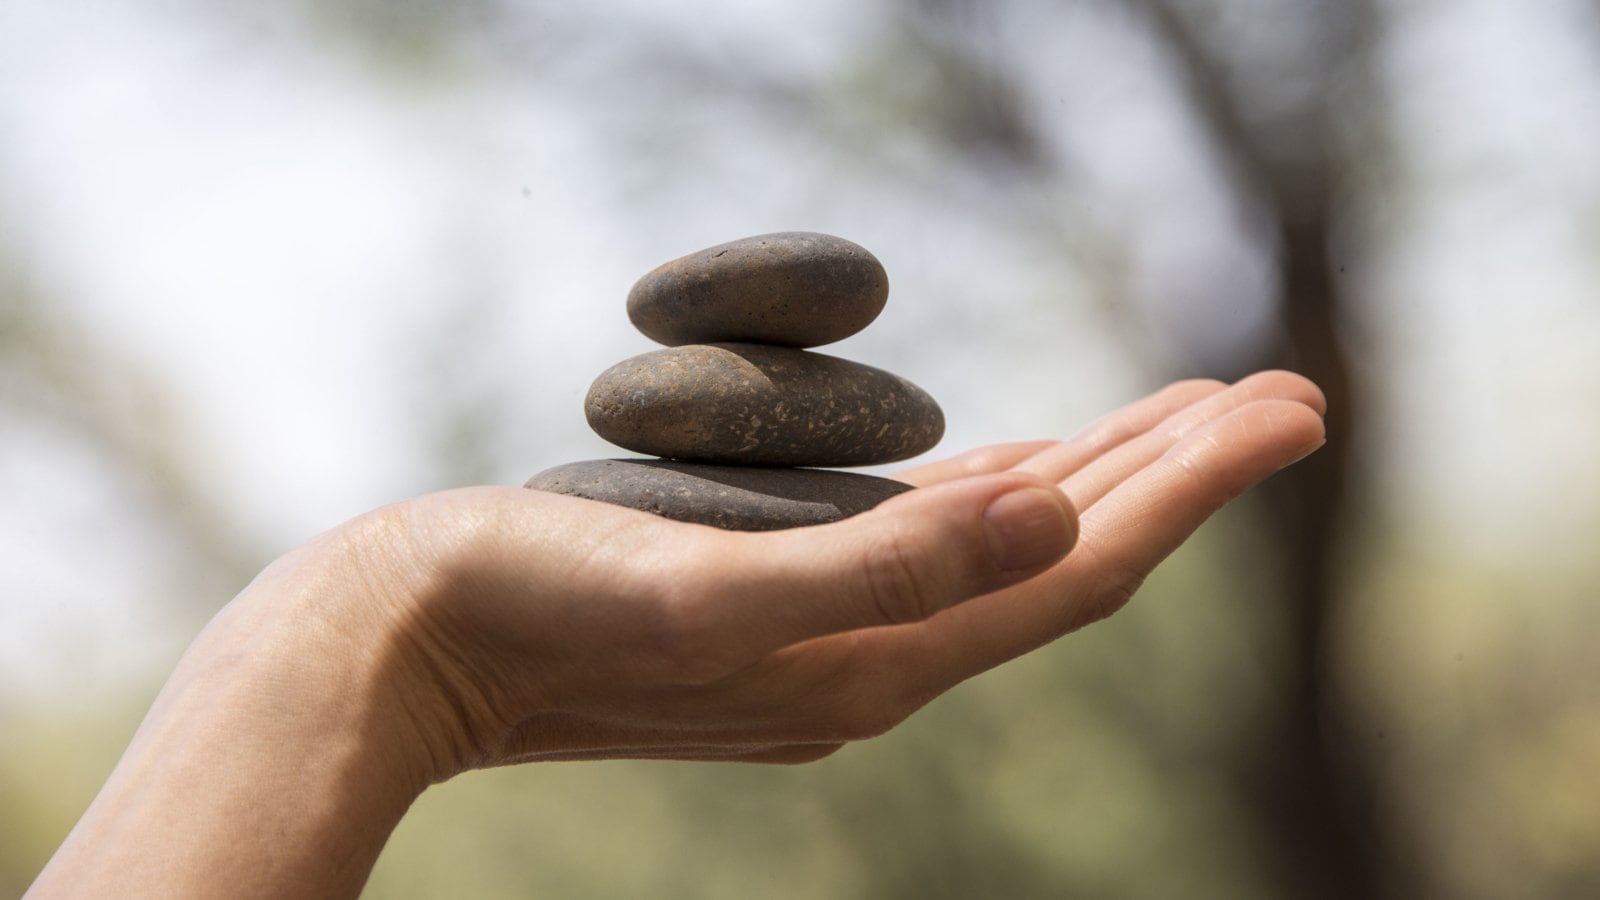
[1131,1,1408,896]
[836,0,1408,893]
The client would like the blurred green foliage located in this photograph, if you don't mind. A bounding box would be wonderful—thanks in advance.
[5,1,1600,897]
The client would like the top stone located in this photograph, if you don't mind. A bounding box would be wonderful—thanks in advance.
[627,232,889,348]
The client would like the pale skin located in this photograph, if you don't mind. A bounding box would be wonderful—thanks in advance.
[27,371,1326,899]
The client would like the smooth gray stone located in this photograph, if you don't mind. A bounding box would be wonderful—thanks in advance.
[626,232,889,348]
[524,459,913,531]
[585,343,944,467]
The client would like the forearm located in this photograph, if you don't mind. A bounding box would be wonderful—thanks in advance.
[27,522,434,899]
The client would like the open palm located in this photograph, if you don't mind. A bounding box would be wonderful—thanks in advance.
[455,370,1327,767]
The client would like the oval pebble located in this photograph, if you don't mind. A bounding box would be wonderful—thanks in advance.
[525,459,914,531]
[626,232,889,348]
[585,343,944,467]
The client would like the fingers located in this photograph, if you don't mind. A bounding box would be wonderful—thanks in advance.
[506,389,1322,760]
[767,472,1077,621]
[913,393,1327,674]
[893,380,1229,488]
[705,387,1329,730]
[656,473,1078,682]
[1003,379,1228,483]
[562,371,1321,688]
[894,440,1059,487]
[428,371,1328,771]
[1014,372,1319,494]
[1059,370,1324,512]
[1067,397,1326,615]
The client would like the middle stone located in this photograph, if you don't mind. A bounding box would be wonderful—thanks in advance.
[586,342,944,467]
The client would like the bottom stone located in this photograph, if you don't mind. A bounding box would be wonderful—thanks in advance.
[524,459,913,531]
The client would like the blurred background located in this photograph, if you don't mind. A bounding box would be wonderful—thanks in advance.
[3,0,1599,896]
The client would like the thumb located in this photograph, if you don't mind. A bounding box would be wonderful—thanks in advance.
[697,472,1077,659]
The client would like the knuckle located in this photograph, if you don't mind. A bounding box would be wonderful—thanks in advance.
[1079,565,1145,628]
[858,525,939,626]
[1059,540,1146,631]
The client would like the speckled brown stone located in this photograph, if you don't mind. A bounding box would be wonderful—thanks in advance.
[585,343,944,467]
[525,459,913,530]
[626,232,889,348]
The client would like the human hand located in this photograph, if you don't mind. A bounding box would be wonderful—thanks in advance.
[27,370,1324,900]
[377,369,1326,777]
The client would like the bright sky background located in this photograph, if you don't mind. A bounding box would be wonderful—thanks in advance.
[3,0,1599,703]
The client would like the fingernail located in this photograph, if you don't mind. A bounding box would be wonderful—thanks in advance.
[982,487,1076,573]
[1279,436,1328,471]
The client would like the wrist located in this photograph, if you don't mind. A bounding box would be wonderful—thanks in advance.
[29,507,444,899]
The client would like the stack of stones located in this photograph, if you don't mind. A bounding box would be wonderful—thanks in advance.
[525,232,946,531]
